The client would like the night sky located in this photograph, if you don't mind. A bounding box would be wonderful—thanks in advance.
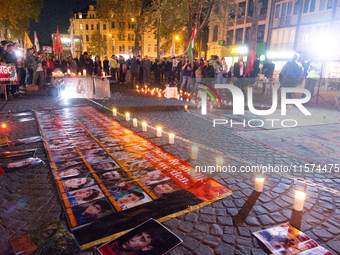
[29,0,94,45]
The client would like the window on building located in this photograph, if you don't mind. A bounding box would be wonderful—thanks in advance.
[103,24,106,30]
[122,45,125,52]
[275,4,280,18]
[148,44,151,52]
[104,35,106,41]
[248,0,254,16]
[87,46,90,52]
[112,46,115,52]
[148,31,151,38]
[319,0,326,10]
[111,22,115,29]
[119,46,122,52]
[86,35,89,42]
[236,28,243,44]
[281,2,287,16]
[131,34,134,41]
[260,0,269,14]
[287,2,293,15]
[154,44,157,52]
[257,25,265,42]
[227,30,234,45]
[293,0,300,14]
[131,23,135,28]
[128,46,131,52]
[327,0,333,8]
[238,2,246,17]
[213,25,218,41]
[303,0,310,13]
[80,24,83,30]
[79,14,82,19]
[86,24,89,30]
[310,0,316,11]
[245,27,250,43]
[128,34,131,41]
[91,24,94,30]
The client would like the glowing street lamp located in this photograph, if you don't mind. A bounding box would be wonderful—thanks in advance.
[175,36,179,41]
[131,18,135,22]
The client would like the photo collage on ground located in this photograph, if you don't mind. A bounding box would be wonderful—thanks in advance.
[36,107,186,230]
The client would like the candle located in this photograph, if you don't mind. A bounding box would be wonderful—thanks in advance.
[156,127,162,137]
[180,97,183,101]
[158,92,161,97]
[136,85,139,89]
[67,69,70,75]
[102,71,105,77]
[113,108,117,116]
[133,118,138,127]
[184,105,188,110]
[261,105,264,108]
[83,69,86,76]
[169,133,174,144]
[201,92,207,115]
[142,122,147,132]
[125,113,130,121]
[216,157,223,169]
[187,98,189,102]
[293,190,306,211]
[191,146,198,159]
[255,177,265,192]
[177,95,180,100]
[78,72,81,76]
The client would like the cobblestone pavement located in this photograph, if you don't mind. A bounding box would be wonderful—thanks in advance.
[1,86,340,254]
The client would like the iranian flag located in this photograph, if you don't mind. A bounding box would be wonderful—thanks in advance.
[187,24,197,64]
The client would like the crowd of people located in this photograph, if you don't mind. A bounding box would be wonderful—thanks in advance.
[0,38,321,100]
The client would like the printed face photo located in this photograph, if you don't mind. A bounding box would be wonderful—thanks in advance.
[84,148,105,156]
[62,177,95,191]
[58,166,88,178]
[54,153,80,163]
[107,179,140,196]
[72,198,114,226]
[51,147,76,154]
[113,188,152,210]
[77,143,99,150]
[99,137,121,144]
[92,161,120,172]
[127,160,154,172]
[86,154,114,164]
[7,158,42,169]
[57,159,84,170]
[135,169,169,185]
[67,185,104,207]
[148,180,181,198]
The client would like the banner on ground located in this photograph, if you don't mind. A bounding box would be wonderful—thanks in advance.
[36,106,233,249]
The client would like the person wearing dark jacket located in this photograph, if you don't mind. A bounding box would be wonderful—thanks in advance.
[164,58,172,84]
[94,56,102,76]
[5,44,19,94]
[130,54,140,89]
[279,53,303,99]
[233,55,246,92]
[103,56,109,75]
[177,57,184,83]
[262,59,275,93]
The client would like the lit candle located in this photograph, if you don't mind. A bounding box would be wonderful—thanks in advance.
[187,98,189,102]
[125,113,130,121]
[169,133,174,144]
[191,146,198,159]
[78,72,81,76]
[180,97,183,101]
[255,177,265,192]
[142,122,147,132]
[156,127,162,137]
[184,105,188,110]
[113,108,117,116]
[293,190,306,211]
[102,71,105,77]
[216,157,223,169]
[133,118,138,127]
[158,92,161,97]
[83,69,86,76]
[177,94,180,100]
[261,105,264,108]
[201,92,207,115]
[67,69,70,75]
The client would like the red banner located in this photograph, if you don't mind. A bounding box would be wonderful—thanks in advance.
[54,27,63,54]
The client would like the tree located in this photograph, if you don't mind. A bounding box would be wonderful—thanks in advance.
[89,33,107,56]
[96,0,153,54]
[0,0,43,41]
[247,0,261,61]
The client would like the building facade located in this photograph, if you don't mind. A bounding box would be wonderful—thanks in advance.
[69,5,182,59]
[269,0,340,77]
[207,0,273,67]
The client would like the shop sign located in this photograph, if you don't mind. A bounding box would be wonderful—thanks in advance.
[218,40,225,46]
[231,47,248,54]
[0,65,16,82]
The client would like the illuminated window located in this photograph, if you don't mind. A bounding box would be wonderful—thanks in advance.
[79,14,82,19]
[148,44,151,52]
[154,44,157,52]
[80,24,83,30]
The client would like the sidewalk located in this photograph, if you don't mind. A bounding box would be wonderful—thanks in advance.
[0,86,340,254]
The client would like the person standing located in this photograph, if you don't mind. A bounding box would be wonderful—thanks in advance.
[177,57,184,84]
[180,59,193,92]
[118,56,127,84]
[94,56,102,76]
[46,56,55,84]
[143,55,151,85]
[154,60,161,86]
[126,55,132,87]
[109,54,117,81]
[262,58,275,93]
[25,48,34,85]
[32,51,44,89]
[279,53,303,99]
[304,59,322,99]
[213,56,223,85]
[130,53,140,89]
[5,44,18,94]
[233,55,246,92]
[103,56,109,76]
[250,55,260,84]
[164,58,172,84]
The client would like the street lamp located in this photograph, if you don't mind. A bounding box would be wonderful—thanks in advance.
[109,34,112,37]
[175,36,179,41]
[131,18,135,22]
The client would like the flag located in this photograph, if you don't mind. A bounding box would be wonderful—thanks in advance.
[244,49,254,77]
[187,24,197,65]
[54,26,63,54]
[24,32,33,52]
[170,37,175,58]
[34,31,40,52]
[70,28,75,58]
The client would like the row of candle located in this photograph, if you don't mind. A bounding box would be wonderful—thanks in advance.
[112,109,175,144]
[52,69,107,77]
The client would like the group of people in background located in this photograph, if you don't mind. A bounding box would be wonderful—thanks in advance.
[0,39,322,100]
